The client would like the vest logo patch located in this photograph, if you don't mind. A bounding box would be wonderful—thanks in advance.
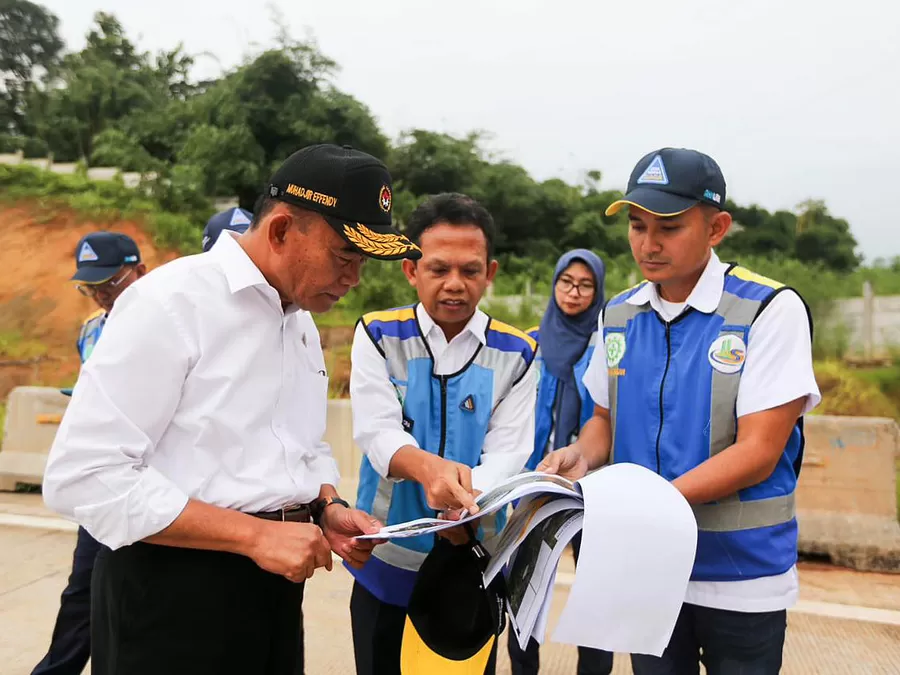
[402,415,414,433]
[78,242,99,262]
[637,155,669,185]
[460,395,476,413]
[605,333,626,368]
[708,335,747,374]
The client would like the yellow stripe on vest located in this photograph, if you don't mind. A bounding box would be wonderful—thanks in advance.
[82,308,105,325]
[489,319,537,351]
[728,267,784,289]
[362,307,417,325]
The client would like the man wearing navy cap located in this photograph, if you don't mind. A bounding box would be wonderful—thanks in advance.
[202,207,252,253]
[31,231,146,675]
[42,144,419,675]
[539,148,820,674]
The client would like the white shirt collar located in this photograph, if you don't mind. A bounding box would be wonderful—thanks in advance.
[210,231,273,295]
[210,231,301,315]
[415,302,489,345]
[627,250,729,315]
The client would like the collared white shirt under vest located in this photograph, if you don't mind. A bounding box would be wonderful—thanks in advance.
[350,303,537,494]
[584,250,821,613]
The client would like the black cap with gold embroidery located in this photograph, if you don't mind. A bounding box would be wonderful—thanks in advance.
[266,144,421,261]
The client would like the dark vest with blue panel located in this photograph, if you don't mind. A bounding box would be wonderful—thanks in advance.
[351,304,537,607]
[526,327,597,471]
[603,265,809,582]
[77,309,107,363]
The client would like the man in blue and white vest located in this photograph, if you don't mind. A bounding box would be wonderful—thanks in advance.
[348,193,538,675]
[31,231,145,675]
[538,148,820,675]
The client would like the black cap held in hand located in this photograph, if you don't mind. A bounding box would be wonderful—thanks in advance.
[606,148,727,218]
[267,144,421,261]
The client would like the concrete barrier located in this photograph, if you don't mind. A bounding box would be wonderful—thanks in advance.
[0,387,70,491]
[324,398,363,504]
[2,388,898,569]
[0,387,366,502]
[797,415,900,572]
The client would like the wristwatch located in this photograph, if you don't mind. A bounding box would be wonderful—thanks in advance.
[311,495,350,526]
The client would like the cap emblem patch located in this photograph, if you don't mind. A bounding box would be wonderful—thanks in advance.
[78,242,99,263]
[637,155,669,185]
[379,185,392,213]
[230,209,251,226]
[343,223,421,258]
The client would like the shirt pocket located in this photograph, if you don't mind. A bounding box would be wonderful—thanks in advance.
[292,368,329,452]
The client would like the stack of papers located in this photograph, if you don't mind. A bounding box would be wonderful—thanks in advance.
[358,463,698,657]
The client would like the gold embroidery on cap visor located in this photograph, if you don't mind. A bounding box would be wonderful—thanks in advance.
[343,223,421,259]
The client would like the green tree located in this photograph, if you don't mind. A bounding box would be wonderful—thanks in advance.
[0,0,63,134]
[793,199,860,272]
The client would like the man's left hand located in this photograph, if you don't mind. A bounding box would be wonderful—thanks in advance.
[320,506,385,569]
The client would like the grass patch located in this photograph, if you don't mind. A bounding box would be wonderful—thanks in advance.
[325,344,352,398]
[480,298,543,332]
[0,163,209,255]
[0,331,48,360]
[812,360,899,419]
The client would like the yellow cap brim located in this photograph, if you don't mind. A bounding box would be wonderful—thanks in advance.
[400,616,495,674]
[604,199,693,218]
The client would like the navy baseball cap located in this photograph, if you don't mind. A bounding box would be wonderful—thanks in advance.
[606,148,726,217]
[267,144,421,261]
[202,207,252,252]
[71,232,141,284]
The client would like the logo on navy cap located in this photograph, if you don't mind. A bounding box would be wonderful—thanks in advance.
[637,155,669,185]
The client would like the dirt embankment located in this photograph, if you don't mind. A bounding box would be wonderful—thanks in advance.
[0,203,181,399]
[0,202,355,402]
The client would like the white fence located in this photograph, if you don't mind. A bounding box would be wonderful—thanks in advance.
[0,151,239,212]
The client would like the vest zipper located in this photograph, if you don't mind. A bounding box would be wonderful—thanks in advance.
[438,375,448,458]
[654,322,672,474]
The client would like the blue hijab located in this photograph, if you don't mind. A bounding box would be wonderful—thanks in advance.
[538,249,606,449]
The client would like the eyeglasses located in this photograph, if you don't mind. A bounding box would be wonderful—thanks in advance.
[75,267,135,298]
[556,277,595,297]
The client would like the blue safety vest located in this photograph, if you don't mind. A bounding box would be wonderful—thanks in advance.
[77,309,106,364]
[525,327,597,471]
[350,304,537,607]
[602,265,809,582]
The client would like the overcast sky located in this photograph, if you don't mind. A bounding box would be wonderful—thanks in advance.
[42,0,900,262]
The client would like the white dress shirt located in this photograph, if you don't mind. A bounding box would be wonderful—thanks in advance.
[43,232,340,550]
[349,304,537,494]
[583,250,821,613]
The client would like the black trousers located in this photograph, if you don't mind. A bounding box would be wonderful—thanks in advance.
[630,603,787,675]
[31,527,101,675]
[350,581,497,675]
[506,532,613,675]
[90,541,305,675]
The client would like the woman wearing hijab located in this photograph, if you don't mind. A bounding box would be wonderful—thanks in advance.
[510,249,613,675]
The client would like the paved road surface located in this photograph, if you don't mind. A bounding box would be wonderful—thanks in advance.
[1,495,899,674]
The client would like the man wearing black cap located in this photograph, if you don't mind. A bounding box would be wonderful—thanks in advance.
[42,144,418,675]
[539,148,820,674]
[31,231,146,675]
[202,206,252,252]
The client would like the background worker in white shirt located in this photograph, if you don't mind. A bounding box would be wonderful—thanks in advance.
[539,148,820,675]
[41,144,421,675]
[347,192,539,675]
